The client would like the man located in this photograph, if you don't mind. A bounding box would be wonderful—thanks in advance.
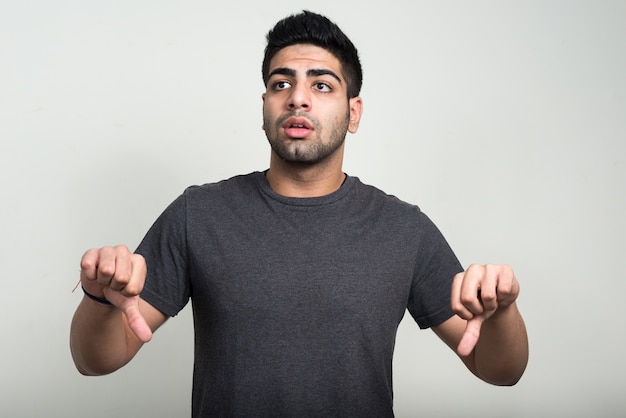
[71,10,528,417]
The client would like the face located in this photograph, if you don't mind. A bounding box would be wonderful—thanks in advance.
[262,44,362,165]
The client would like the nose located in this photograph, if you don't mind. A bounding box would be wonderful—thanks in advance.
[288,83,311,111]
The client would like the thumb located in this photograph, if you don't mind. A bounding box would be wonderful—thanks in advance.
[121,299,153,343]
[457,314,485,357]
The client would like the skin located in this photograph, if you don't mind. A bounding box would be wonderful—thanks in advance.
[70,246,163,375]
[262,44,362,197]
[70,44,528,385]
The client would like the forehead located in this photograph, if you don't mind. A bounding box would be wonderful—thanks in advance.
[269,44,343,77]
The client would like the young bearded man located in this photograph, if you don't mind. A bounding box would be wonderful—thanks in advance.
[71,10,528,417]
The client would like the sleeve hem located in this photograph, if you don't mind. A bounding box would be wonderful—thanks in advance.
[140,287,184,318]
[415,307,455,330]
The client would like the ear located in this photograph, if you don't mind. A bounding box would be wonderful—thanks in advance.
[347,96,363,134]
[261,93,266,131]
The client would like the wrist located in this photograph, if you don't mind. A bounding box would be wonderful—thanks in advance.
[81,285,113,306]
[485,301,519,326]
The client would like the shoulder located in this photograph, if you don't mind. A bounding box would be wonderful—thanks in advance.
[179,172,264,207]
[348,177,451,240]
[184,172,262,197]
[349,176,424,218]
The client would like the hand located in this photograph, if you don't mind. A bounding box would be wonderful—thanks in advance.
[451,264,520,356]
[80,245,152,343]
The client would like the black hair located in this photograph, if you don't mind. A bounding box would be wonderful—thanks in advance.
[262,10,363,98]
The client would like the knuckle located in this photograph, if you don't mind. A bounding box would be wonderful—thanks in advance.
[113,244,130,254]
[100,245,115,254]
[98,263,115,277]
[466,264,486,279]
[450,299,462,311]
[480,289,497,301]
[131,253,146,267]
[450,302,464,316]
[80,248,99,268]
[114,271,131,285]
[497,281,513,295]
[465,263,479,272]
[123,282,142,297]
[135,253,145,262]
[460,293,475,305]
[80,257,94,271]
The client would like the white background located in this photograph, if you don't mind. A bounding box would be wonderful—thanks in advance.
[1,1,625,416]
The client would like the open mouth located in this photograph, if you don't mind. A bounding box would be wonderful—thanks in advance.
[283,117,313,139]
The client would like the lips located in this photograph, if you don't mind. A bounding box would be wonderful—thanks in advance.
[283,117,313,139]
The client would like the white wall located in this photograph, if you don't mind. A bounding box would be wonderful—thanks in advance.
[1,1,625,416]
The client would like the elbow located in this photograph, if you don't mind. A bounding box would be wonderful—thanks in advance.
[474,339,529,387]
[70,344,120,376]
[477,358,528,387]
[75,365,97,377]
[73,359,118,376]
[487,372,524,387]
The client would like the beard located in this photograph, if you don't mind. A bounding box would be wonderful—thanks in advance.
[263,109,350,164]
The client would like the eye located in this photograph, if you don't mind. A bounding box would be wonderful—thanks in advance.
[272,80,291,91]
[313,82,332,92]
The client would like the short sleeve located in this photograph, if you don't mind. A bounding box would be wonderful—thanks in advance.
[135,192,190,317]
[407,213,463,329]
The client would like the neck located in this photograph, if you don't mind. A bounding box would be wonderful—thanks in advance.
[266,152,346,198]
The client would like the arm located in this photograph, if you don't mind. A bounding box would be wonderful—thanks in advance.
[432,264,529,386]
[70,245,168,376]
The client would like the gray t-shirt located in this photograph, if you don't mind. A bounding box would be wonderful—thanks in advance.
[137,171,462,417]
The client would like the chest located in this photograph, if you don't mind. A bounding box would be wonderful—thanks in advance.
[186,206,419,331]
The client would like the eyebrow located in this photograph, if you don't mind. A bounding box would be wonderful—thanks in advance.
[268,67,343,84]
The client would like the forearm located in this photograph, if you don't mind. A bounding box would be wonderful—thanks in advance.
[473,302,528,385]
[70,296,138,376]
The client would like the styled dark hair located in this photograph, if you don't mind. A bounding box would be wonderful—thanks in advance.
[262,10,363,98]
